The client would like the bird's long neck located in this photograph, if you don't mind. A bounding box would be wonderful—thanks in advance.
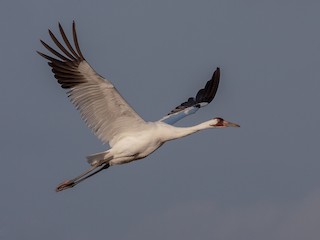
[160,121,212,142]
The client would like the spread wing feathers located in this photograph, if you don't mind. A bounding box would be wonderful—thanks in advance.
[37,21,146,144]
[159,68,220,125]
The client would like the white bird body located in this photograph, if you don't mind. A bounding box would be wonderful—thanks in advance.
[38,22,239,191]
[97,120,219,166]
[110,123,164,162]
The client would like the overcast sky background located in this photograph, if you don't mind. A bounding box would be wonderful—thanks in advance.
[1,1,320,240]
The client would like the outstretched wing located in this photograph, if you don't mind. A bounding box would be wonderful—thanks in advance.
[38,22,146,144]
[159,68,220,125]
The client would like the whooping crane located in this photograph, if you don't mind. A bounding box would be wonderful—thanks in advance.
[38,22,240,192]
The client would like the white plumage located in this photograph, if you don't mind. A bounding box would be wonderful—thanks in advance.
[38,22,239,192]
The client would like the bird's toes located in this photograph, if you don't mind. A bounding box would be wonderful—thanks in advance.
[55,180,75,192]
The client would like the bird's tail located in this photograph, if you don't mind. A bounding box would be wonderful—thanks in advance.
[86,150,113,166]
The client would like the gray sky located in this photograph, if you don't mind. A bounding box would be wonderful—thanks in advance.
[1,1,320,239]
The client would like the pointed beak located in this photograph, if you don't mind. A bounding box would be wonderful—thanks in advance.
[224,121,240,128]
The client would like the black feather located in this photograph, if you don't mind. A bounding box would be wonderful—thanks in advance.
[168,67,220,115]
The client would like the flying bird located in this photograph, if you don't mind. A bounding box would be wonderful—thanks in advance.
[38,22,239,192]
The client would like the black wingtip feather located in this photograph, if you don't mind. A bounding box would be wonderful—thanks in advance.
[38,22,87,89]
[59,22,82,60]
[48,29,76,61]
[72,21,85,60]
[167,67,221,115]
[205,67,220,103]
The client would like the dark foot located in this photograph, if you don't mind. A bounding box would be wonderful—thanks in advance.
[56,180,75,192]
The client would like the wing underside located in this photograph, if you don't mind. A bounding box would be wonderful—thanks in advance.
[159,67,220,125]
[38,22,146,144]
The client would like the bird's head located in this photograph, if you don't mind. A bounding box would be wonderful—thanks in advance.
[209,117,240,128]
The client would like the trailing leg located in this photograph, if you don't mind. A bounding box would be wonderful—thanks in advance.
[55,163,110,192]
